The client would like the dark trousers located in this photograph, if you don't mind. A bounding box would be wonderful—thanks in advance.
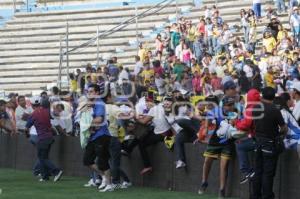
[236,138,256,174]
[110,137,130,184]
[175,130,197,162]
[37,137,60,180]
[138,132,164,168]
[251,139,279,199]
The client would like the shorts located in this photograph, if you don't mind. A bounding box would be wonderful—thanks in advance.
[83,135,111,171]
[203,144,233,160]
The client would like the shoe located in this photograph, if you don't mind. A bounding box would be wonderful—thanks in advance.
[54,170,63,182]
[249,171,255,179]
[121,181,132,189]
[240,173,249,184]
[218,189,225,199]
[39,178,48,182]
[198,182,208,195]
[84,178,97,187]
[140,167,153,175]
[99,184,115,192]
[98,180,107,190]
[175,160,186,169]
[95,179,101,186]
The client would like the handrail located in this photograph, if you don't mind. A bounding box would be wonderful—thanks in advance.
[65,0,175,55]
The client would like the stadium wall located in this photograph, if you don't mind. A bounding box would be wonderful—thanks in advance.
[0,133,299,198]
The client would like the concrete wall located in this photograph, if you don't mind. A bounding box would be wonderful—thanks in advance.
[0,133,299,198]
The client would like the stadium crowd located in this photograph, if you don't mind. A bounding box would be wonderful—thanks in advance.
[2,1,300,199]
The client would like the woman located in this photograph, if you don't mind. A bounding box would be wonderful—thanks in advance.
[182,43,192,67]
[274,93,300,159]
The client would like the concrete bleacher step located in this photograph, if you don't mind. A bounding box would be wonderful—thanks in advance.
[0,0,288,94]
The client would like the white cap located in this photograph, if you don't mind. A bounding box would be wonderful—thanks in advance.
[293,81,300,92]
[30,96,41,105]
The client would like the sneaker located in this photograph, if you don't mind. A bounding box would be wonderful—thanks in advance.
[175,160,186,169]
[95,179,101,186]
[121,150,130,156]
[249,171,255,179]
[140,167,153,175]
[39,178,48,182]
[54,170,63,182]
[240,174,249,185]
[121,181,132,189]
[218,189,225,199]
[99,184,115,192]
[84,178,97,187]
[198,182,208,195]
[98,180,107,190]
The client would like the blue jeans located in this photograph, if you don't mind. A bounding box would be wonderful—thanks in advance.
[206,36,214,55]
[235,138,256,175]
[253,3,261,17]
[212,37,219,55]
[29,135,41,176]
[37,137,60,180]
[243,26,250,44]
[110,137,130,184]
[275,0,286,13]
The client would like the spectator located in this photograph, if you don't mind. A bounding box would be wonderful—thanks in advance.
[15,96,33,134]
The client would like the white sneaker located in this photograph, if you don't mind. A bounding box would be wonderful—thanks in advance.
[84,179,97,187]
[98,180,107,190]
[95,179,101,186]
[99,184,115,192]
[176,160,186,169]
[121,181,132,189]
[54,170,63,182]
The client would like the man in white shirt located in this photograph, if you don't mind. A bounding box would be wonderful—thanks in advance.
[15,96,33,133]
[136,97,172,175]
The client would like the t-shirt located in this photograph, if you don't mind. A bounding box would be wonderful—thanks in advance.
[173,64,185,81]
[26,107,53,141]
[134,61,143,76]
[106,104,122,138]
[252,102,285,139]
[264,73,276,88]
[138,49,147,62]
[141,69,154,84]
[90,98,111,141]
[15,105,33,130]
[263,37,277,53]
[147,104,171,134]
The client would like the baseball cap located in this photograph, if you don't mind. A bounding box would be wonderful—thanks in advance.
[30,96,41,105]
[223,81,237,91]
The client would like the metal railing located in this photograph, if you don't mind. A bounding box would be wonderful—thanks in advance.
[57,0,178,90]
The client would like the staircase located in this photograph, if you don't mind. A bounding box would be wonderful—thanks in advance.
[0,0,290,95]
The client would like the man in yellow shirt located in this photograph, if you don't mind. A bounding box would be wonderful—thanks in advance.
[264,66,276,89]
[191,58,201,74]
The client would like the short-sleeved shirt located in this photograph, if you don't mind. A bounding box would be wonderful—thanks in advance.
[252,102,285,139]
[90,98,111,141]
[15,105,33,130]
[26,107,53,141]
[147,104,171,134]
[106,104,122,138]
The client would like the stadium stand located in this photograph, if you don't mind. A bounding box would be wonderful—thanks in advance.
[0,0,287,95]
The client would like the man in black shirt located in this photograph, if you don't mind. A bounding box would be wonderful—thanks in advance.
[251,87,287,199]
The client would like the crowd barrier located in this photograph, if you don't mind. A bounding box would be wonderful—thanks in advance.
[0,133,299,198]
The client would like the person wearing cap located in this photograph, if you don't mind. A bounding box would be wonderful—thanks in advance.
[15,96,33,134]
[25,97,63,182]
[251,87,287,199]
[0,100,16,135]
[290,6,300,46]
[198,96,236,198]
